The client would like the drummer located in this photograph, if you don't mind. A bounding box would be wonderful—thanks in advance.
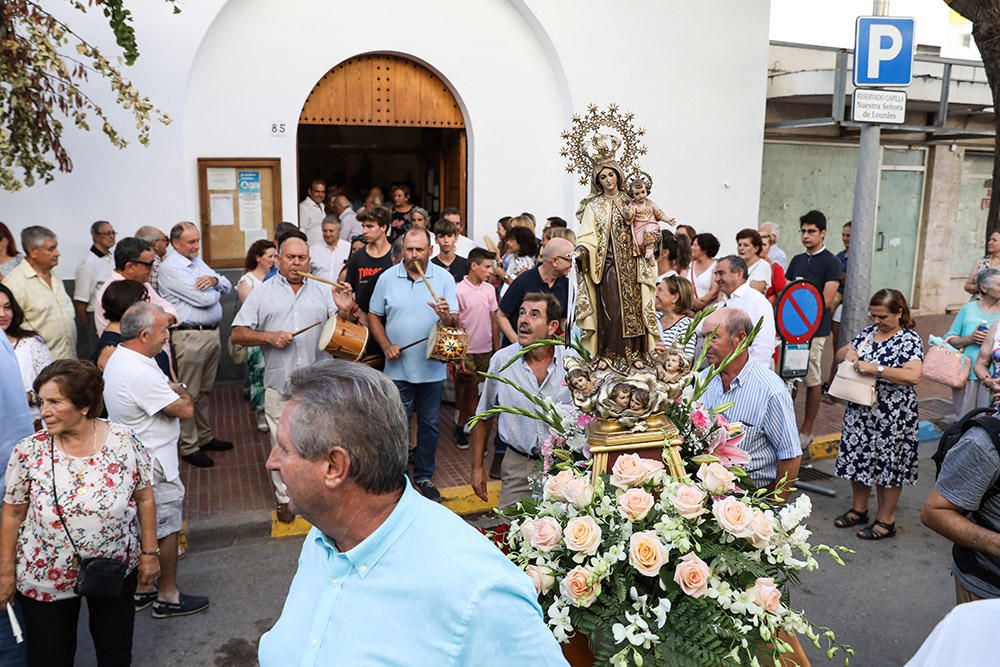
[368,228,458,502]
[230,236,338,523]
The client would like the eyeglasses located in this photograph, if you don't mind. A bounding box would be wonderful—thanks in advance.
[555,254,574,263]
[129,260,154,268]
[96,230,117,237]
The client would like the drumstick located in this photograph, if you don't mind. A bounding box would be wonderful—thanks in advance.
[292,321,323,337]
[412,262,440,303]
[398,336,430,352]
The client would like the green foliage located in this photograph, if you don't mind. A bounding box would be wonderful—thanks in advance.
[0,0,177,190]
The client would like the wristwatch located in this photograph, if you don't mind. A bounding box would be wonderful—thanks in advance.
[876,365,884,379]
[140,549,161,557]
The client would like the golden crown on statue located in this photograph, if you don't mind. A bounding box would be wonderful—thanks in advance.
[559,103,648,185]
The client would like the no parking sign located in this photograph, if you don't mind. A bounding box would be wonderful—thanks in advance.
[775,280,825,378]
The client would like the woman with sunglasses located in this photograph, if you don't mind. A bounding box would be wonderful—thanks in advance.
[832,289,924,540]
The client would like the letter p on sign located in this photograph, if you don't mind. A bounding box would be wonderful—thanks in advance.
[853,17,914,87]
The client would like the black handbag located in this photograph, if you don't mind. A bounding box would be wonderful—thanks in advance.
[50,436,129,599]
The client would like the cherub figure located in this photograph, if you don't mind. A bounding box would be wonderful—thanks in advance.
[626,387,651,416]
[653,347,693,399]
[566,366,598,412]
[610,383,632,412]
[623,174,673,261]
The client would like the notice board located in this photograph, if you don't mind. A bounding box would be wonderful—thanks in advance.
[197,158,282,268]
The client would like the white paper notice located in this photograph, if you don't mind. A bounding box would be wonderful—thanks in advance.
[209,194,235,227]
[206,168,236,190]
[244,229,268,250]
[238,194,263,230]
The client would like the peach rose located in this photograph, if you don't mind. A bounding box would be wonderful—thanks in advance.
[641,458,665,484]
[629,531,668,577]
[673,552,710,598]
[525,564,556,595]
[697,462,737,496]
[563,516,602,555]
[543,469,576,501]
[748,508,775,549]
[713,496,754,538]
[610,454,647,489]
[562,477,595,509]
[618,488,656,521]
[748,577,782,613]
[524,517,563,552]
[669,484,707,520]
[561,565,601,607]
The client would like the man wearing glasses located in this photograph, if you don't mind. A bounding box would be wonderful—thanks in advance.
[496,237,574,344]
[785,210,842,448]
[73,220,116,328]
[93,237,178,336]
[298,179,327,247]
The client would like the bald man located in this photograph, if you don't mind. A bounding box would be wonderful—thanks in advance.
[231,236,338,521]
[331,195,362,243]
[496,237,574,343]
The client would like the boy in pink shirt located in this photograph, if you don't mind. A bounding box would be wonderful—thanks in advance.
[454,248,499,448]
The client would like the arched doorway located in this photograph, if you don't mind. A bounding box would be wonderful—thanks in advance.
[297,53,467,222]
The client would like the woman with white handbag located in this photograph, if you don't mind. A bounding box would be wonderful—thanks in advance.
[943,269,1000,419]
[830,289,924,541]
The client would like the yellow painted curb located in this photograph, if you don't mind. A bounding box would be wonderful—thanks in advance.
[269,482,502,538]
[440,482,501,516]
[808,433,841,461]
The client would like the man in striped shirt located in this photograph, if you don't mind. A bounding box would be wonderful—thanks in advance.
[700,308,801,493]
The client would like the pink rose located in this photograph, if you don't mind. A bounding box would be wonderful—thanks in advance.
[697,462,737,496]
[713,496,754,538]
[561,565,601,607]
[748,508,775,549]
[748,577,782,613]
[610,453,647,489]
[564,516,602,555]
[673,552,710,598]
[669,484,707,520]
[618,488,656,521]
[576,413,595,428]
[629,531,669,577]
[543,470,575,501]
[640,459,665,484]
[527,517,563,552]
[562,477,595,509]
[690,405,711,430]
[525,564,556,595]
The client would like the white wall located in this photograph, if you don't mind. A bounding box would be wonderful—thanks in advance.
[1,0,771,271]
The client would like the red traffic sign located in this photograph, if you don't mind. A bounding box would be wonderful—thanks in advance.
[775,280,825,344]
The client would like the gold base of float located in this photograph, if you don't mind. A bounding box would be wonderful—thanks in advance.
[587,413,685,484]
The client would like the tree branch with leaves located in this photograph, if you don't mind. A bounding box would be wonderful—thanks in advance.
[0,0,177,190]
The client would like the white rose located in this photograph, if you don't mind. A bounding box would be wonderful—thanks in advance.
[564,516,602,555]
[697,462,737,496]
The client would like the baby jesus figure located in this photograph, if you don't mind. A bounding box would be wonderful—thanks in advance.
[624,175,674,262]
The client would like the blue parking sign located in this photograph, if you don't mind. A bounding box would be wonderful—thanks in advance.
[854,16,914,87]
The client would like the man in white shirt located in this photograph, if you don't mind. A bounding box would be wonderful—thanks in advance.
[433,208,475,259]
[73,220,116,327]
[309,219,351,282]
[297,179,327,247]
[331,195,362,243]
[103,302,209,619]
[705,255,776,367]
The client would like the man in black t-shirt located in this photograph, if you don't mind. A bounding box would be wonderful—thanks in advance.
[784,210,841,446]
[343,207,393,319]
[497,238,574,343]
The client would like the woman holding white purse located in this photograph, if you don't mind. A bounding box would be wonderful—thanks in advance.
[831,289,923,541]
[945,269,1000,420]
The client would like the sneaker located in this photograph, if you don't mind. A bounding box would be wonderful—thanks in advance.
[256,412,269,433]
[152,593,210,619]
[489,454,503,480]
[201,438,234,451]
[454,425,470,450]
[415,479,441,502]
[134,590,157,612]
[182,450,214,468]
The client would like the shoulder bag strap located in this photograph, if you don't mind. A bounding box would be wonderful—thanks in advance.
[49,435,82,561]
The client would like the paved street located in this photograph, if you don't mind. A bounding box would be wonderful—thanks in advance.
[65,445,953,667]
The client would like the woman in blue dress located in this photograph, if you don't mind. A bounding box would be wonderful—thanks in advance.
[833,289,924,540]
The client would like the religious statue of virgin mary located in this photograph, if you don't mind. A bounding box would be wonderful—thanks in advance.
[573,141,658,363]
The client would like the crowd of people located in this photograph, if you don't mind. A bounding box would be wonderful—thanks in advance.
[3,174,1000,663]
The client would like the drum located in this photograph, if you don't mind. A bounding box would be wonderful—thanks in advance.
[318,317,369,362]
[425,325,468,363]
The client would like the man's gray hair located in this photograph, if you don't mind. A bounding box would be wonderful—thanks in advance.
[977,267,1000,292]
[121,302,165,341]
[169,221,197,242]
[759,221,779,242]
[21,225,56,251]
[720,307,754,338]
[720,254,748,280]
[135,225,165,244]
[286,360,408,494]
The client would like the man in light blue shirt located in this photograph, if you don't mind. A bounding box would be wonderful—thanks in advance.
[259,360,567,667]
[368,228,458,502]
[700,308,801,491]
[157,221,234,467]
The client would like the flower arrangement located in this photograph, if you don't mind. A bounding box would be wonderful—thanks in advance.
[496,435,852,666]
